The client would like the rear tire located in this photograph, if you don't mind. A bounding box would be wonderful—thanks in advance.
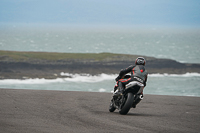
[119,93,134,115]
[109,99,116,112]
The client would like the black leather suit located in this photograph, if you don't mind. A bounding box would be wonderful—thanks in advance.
[114,65,148,92]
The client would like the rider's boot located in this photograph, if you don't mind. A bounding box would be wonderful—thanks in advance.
[132,94,143,108]
[114,87,124,96]
[113,85,118,92]
[114,82,124,96]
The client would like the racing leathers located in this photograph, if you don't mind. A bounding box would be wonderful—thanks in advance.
[114,65,148,107]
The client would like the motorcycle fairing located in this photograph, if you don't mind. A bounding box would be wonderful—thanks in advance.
[125,81,144,94]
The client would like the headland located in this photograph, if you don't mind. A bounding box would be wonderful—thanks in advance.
[0,50,200,79]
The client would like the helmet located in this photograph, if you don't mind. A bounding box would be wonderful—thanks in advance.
[135,57,146,66]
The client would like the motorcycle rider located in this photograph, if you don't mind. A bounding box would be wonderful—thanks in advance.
[114,57,148,108]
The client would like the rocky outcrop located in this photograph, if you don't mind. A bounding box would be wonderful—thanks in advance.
[0,51,199,79]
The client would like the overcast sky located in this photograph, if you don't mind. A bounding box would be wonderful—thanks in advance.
[0,0,200,28]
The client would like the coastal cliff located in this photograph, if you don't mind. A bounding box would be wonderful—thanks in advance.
[0,50,200,79]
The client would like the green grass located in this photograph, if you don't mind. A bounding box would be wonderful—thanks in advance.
[0,50,140,61]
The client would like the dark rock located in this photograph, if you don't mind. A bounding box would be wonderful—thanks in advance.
[0,58,200,79]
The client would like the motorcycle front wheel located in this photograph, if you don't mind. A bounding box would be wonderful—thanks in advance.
[119,93,134,115]
[109,99,116,112]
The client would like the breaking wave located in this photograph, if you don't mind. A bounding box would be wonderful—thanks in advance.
[149,72,200,77]
[0,72,199,85]
[60,72,118,82]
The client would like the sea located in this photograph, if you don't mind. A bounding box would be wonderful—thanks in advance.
[0,25,200,97]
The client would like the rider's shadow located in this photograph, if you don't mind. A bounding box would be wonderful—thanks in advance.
[110,111,159,117]
[127,108,160,116]
[127,112,158,117]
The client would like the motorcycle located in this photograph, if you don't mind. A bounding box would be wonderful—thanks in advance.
[109,76,144,115]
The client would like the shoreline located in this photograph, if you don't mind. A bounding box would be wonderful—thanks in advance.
[0,88,199,98]
[1,89,200,133]
[0,72,199,80]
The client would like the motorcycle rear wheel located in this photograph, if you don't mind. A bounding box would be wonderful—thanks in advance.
[119,93,134,115]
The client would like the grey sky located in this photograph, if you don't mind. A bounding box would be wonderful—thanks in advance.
[0,0,200,27]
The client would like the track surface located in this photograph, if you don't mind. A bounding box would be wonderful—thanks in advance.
[0,89,200,133]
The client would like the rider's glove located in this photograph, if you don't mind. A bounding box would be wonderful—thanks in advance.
[115,76,120,81]
[144,82,146,87]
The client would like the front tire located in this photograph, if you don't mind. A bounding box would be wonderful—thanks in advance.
[119,93,134,115]
[109,99,116,112]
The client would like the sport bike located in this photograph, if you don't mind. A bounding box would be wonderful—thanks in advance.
[109,77,144,115]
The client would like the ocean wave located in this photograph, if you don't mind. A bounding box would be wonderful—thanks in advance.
[60,72,118,82]
[0,73,118,84]
[0,72,199,85]
[149,72,200,77]
[0,78,65,85]
[60,72,200,80]
[98,88,107,92]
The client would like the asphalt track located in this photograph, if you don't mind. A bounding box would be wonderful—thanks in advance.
[0,89,200,133]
